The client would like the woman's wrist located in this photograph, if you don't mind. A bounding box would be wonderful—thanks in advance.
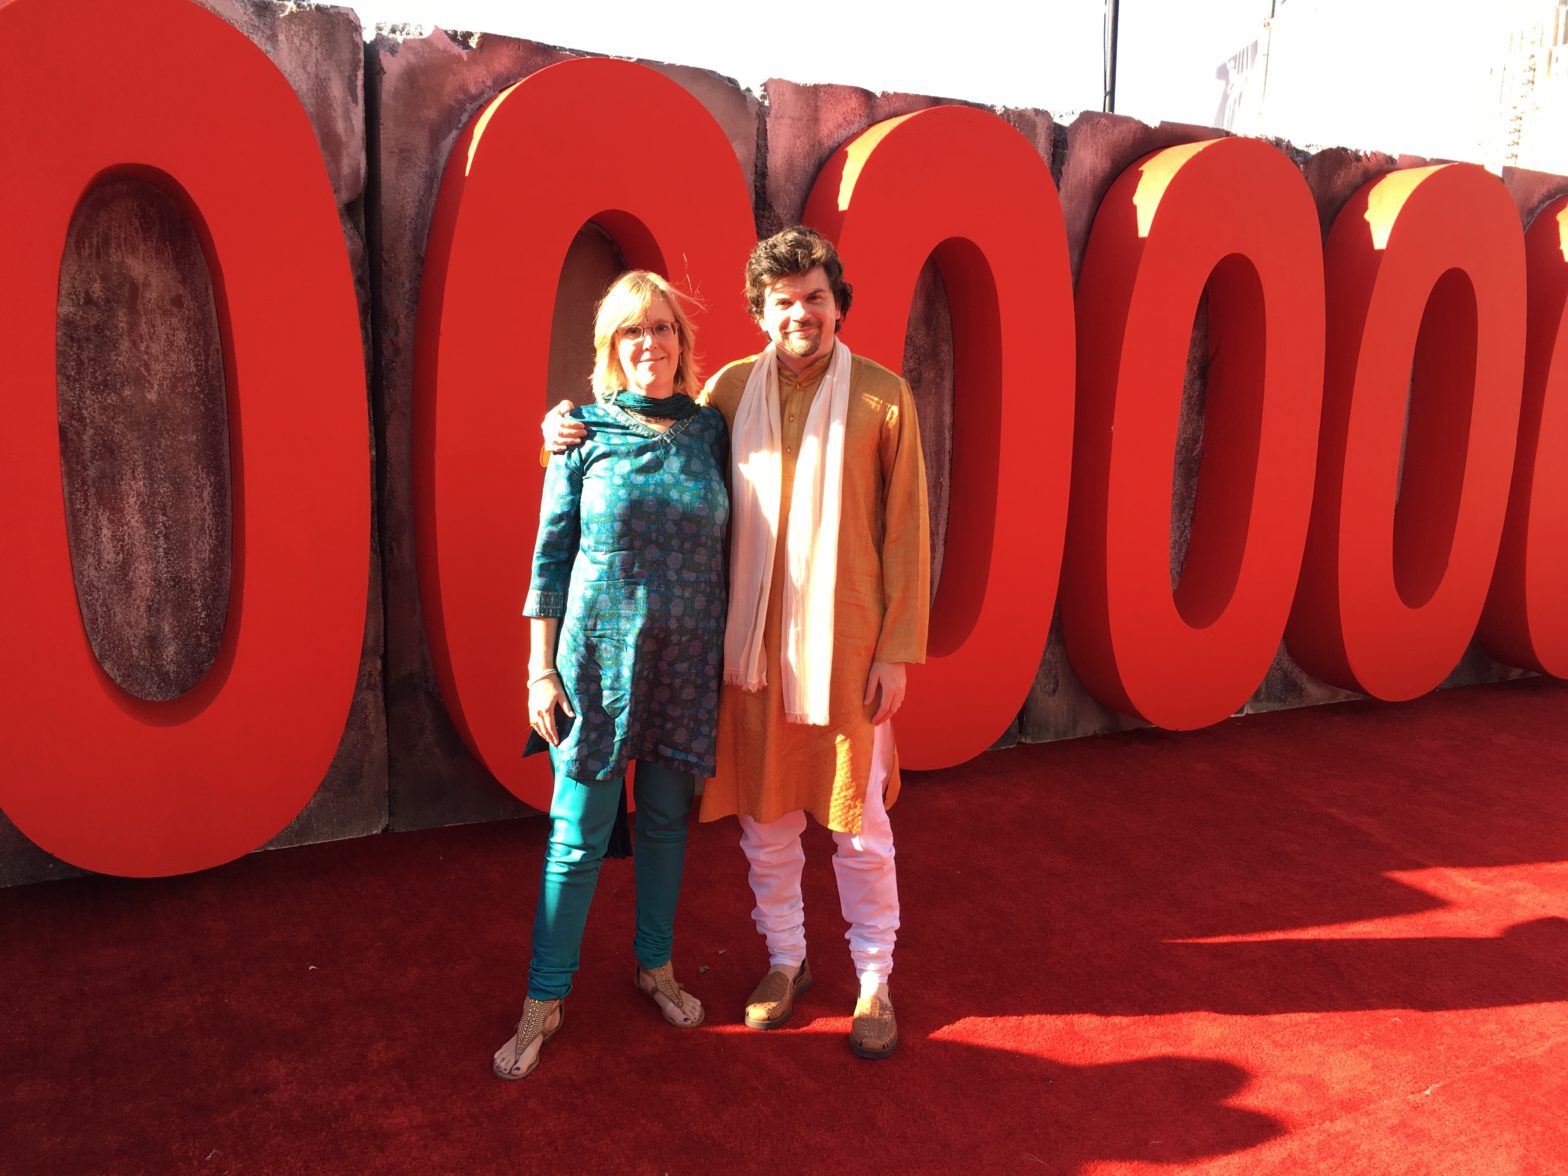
[526,668,560,688]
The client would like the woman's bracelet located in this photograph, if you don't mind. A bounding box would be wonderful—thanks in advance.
[526,669,560,688]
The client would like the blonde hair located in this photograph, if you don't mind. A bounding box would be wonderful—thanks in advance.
[590,270,701,399]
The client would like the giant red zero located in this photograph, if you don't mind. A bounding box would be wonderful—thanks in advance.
[1287,165,1526,699]
[0,26,1555,877]
[1478,195,1568,676]
[0,0,369,876]
[1065,137,1326,729]
[413,58,757,812]
[805,106,1076,770]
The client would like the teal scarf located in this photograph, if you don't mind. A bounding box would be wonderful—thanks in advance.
[614,391,698,420]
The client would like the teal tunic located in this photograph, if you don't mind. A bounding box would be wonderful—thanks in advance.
[523,400,729,783]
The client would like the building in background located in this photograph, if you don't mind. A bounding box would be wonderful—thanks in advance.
[1495,0,1568,172]
[1206,0,1568,175]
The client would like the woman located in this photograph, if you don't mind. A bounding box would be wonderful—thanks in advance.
[493,271,729,1081]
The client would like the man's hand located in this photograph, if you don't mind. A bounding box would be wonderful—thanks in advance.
[542,398,588,453]
[864,661,907,725]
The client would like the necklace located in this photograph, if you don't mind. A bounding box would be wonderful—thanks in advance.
[622,406,664,430]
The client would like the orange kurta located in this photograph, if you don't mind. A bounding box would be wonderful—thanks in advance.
[698,351,930,835]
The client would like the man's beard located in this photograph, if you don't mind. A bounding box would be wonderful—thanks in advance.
[779,327,820,357]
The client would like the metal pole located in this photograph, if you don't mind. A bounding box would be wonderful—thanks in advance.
[1104,0,1120,112]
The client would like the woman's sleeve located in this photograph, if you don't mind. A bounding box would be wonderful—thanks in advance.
[523,447,583,618]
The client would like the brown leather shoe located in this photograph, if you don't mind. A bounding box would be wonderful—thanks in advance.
[848,993,898,1059]
[743,959,812,1029]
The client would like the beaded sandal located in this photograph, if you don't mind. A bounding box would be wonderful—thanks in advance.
[634,961,705,1028]
[492,996,564,1081]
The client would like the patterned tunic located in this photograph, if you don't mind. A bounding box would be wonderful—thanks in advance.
[523,401,729,783]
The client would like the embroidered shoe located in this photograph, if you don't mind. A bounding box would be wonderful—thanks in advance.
[743,958,812,1029]
[848,992,897,1059]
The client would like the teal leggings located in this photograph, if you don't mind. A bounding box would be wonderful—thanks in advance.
[526,761,696,1001]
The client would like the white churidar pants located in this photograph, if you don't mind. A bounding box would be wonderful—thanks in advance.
[736,720,899,985]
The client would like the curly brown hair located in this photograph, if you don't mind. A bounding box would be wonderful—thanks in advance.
[743,226,854,322]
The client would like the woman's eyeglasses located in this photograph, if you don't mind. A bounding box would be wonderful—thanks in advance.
[618,321,679,342]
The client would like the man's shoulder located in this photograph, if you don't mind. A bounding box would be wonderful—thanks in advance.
[700,354,764,417]
[847,351,903,384]
[706,354,763,389]
[846,351,910,409]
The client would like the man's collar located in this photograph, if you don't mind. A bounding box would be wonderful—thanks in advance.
[777,350,833,386]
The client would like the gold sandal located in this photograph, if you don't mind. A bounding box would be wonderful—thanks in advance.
[492,996,564,1081]
[635,962,704,1028]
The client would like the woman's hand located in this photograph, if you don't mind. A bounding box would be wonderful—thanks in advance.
[542,399,588,453]
[529,671,576,745]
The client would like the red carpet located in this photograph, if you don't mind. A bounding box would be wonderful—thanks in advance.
[4,678,1567,1174]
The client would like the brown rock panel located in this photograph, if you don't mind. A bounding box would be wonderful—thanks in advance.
[1018,616,1148,744]
[1245,643,1360,715]
[56,176,230,702]
[370,29,759,831]
[1168,294,1209,598]
[902,259,954,589]
[1503,165,1568,226]
[0,823,85,889]
[1298,145,1400,237]
[1439,643,1534,691]
[996,108,1058,178]
[549,227,629,406]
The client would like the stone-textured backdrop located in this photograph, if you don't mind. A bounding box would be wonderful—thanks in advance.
[3,0,1564,886]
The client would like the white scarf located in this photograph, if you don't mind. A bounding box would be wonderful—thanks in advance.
[723,340,852,725]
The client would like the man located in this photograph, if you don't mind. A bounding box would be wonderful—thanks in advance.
[546,226,929,1058]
